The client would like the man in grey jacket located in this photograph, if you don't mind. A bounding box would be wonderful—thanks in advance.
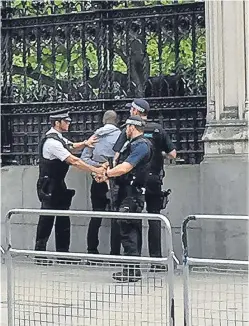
[81,110,121,255]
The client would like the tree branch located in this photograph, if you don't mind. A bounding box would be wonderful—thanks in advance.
[12,65,69,93]
[12,65,129,96]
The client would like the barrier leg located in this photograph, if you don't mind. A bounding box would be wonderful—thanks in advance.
[168,251,175,326]
[183,257,190,326]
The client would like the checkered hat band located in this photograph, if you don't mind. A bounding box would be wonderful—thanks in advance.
[132,101,145,112]
[126,119,143,126]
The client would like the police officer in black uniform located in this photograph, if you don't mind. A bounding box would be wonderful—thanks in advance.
[97,116,152,282]
[35,112,105,261]
[113,99,176,271]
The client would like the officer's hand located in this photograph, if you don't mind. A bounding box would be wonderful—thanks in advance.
[95,175,108,183]
[102,161,109,169]
[91,172,101,183]
[95,172,108,183]
[95,165,105,175]
[85,135,98,148]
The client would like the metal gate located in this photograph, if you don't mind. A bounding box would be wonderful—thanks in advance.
[4,208,176,326]
[1,1,207,166]
[181,215,249,326]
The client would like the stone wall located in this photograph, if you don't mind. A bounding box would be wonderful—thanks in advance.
[1,161,248,262]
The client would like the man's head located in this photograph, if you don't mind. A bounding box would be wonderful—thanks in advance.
[125,98,150,117]
[125,116,145,139]
[102,110,118,125]
[50,112,71,132]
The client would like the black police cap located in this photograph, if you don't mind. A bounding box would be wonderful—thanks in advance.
[125,98,150,113]
[49,112,72,122]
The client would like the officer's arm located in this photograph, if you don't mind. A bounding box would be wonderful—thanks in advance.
[47,139,105,174]
[107,142,149,178]
[107,162,133,177]
[65,154,105,174]
[113,129,127,166]
[72,134,98,151]
[113,152,120,167]
[162,130,177,159]
[167,149,177,159]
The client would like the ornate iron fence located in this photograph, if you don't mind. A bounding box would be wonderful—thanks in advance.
[1,0,206,165]
[1,96,206,165]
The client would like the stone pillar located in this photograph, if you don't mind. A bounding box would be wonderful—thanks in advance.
[245,0,249,119]
[199,0,248,260]
[203,0,248,157]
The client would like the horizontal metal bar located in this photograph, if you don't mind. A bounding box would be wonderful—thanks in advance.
[2,2,204,28]
[6,209,173,259]
[0,96,206,108]
[187,214,249,221]
[10,249,169,264]
[1,106,207,116]
[188,257,249,266]
[6,208,166,221]
[1,150,203,157]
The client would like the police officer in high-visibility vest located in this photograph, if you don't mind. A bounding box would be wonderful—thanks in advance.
[113,99,176,271]
[97,115,152,282]
[35,112,105,263]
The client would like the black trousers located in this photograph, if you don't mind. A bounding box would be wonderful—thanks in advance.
[35,192,72,252]
[113,177,163,258]
[87,180,121,255]
[145,174,163,258]
[118,186,144,257]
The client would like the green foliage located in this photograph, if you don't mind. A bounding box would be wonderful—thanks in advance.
[9,0,206,95]
[113,55,127,74]
[86,43,98,77]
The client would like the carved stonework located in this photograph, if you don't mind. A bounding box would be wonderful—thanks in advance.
[202,120,248,157]
[220,106,239,120]
[244,101,249,121]
[206,100,215,122]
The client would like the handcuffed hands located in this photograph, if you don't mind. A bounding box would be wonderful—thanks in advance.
[91,162,107,183]
[94,162,109,183]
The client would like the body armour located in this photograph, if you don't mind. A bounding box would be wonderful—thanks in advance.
[143,122,164,174]
[38,133,71,184]
[116,135,152,188]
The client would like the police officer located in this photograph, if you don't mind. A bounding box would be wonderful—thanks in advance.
[35,112,105,261]
[113,99,176,271]
[81,110,121,256]
[98,115,152,282]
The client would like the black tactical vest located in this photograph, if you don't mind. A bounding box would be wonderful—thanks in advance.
[116,135,152,187]
[38,133,71,183]
[143,122,164,174]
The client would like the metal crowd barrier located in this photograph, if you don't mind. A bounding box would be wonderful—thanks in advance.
[181,215,249,326]
[4,208,176,326]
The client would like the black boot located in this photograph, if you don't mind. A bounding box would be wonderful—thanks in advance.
[113,264,142,282]
[57,257,81,265]
[150,264,167,272]
[34,239,53,266]
[34,256,53,266]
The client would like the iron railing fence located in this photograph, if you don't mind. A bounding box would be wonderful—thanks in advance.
[2,0,205,18]
[1,1,206,165]
[1,96,206,165]
[1,1,205,103]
